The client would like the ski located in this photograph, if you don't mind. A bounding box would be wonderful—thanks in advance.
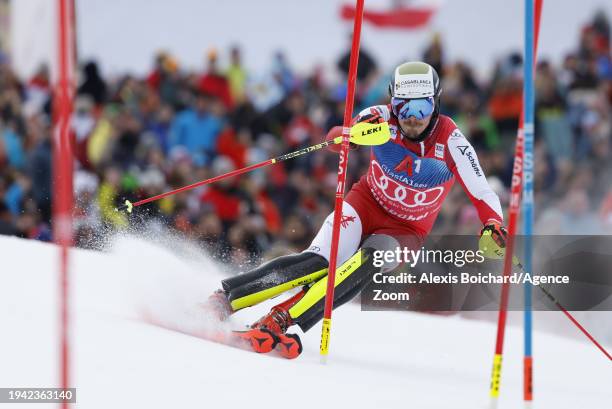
[142,315,302,359]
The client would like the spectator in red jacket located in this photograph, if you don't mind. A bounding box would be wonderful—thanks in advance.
[199,48,233,110]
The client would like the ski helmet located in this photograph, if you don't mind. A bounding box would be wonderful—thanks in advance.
[389,61,441,100]
[388,61,442,141]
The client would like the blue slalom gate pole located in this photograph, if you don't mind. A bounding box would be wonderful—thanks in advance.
[523,0,535,405]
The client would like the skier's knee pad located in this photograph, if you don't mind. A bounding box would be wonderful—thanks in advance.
[222,252,328,311]
[290,247,381,332]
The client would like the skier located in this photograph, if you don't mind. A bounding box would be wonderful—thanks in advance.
[205,61,508,358]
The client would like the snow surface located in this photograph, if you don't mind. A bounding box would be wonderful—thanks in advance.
[1,234,610,409]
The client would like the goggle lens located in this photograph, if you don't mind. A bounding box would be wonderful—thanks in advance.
[391,96,435,120]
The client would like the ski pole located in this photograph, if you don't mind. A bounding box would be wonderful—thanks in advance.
[319,0,365,363]
[116,121,390,213]
[512,260,612,361]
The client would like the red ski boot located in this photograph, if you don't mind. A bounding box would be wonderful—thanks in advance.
[233,327,279,353]
[251,291,304,359]
[273,332,303,359]
[199,290,302,358]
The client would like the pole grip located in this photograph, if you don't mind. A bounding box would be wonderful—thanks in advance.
[115,200,133,213]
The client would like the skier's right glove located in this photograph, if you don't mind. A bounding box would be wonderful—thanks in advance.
[325,111,386,153]
[351,111,385,126]
[325,125,358,153]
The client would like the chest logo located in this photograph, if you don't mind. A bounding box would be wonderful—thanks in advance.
[389,125,398,140]
[394,156,414,176]
[435,143,445,159]
[370,160,445,208]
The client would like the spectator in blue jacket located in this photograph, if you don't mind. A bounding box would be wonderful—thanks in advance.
[169,92,222,167]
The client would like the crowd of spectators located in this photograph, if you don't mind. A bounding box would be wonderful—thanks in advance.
[0,12,610,267]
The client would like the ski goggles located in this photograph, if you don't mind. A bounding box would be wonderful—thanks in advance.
[391,96,435,120]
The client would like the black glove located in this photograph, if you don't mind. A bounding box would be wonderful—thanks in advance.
[352,111,385,126]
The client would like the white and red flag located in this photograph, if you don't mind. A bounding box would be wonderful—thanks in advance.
[340,0,439,29]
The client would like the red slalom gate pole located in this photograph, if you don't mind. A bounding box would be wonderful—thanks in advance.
[53,0,75,407]
[488,1,543,406]
[319,0,365,362]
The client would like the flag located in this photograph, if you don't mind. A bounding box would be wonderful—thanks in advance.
[340,3,436,29]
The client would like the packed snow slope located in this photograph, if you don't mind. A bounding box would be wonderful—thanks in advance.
[1,235,610,409]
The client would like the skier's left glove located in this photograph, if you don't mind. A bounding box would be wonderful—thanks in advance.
[478,220,508,259]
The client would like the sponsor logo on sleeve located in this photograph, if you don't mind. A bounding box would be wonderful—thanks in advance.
[456,145,469,155]
[450,129,465,140]
[340,214,356,228]
[456,145,482,177]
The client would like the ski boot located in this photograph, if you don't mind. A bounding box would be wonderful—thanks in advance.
[232,327,279,354]
[250,291,304,359]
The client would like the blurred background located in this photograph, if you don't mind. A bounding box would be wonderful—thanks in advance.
[0,0,611,270]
